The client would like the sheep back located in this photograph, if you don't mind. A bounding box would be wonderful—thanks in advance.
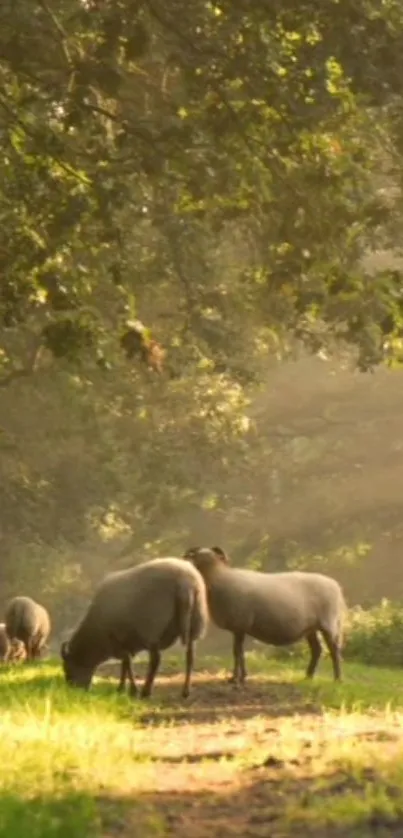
[185,548,345,646]
[62,557,208,683]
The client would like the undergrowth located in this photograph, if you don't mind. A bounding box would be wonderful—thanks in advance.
[270,598,403,667]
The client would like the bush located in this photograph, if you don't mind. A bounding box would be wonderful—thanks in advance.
[268,599,403,668]
[343,600,403,667]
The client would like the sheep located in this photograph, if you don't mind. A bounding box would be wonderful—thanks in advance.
[8,636,27,663]
[184,546,345,683]
[5,596,51,661]
[0,623,27,663]
[60,557,209,699]
[0,624,9,661]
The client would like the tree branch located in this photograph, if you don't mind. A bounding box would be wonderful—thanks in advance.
[0,95,91,186]
[0,339,44,388]
[38,0,73,67]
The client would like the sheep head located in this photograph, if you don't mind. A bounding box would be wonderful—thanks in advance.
[210,546,230,565]
[60,640,93,690]
[8,638,26,663]
[183,546,230,578]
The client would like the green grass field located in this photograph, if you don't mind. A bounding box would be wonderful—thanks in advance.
[1,653,403,837]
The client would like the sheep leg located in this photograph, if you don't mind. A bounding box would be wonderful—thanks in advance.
[239,638,247,684]
[182,640,194,699]
[305,631,322,678]
[228,633,246,685]
[140,648,161,698]
[126,657,138,698]
[117,654,138,697]
[31,640,41,661]
[117,661,126,692]
[321,629,342,681]
[25,639,34,662]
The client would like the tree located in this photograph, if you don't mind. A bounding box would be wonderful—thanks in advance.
[1,0,403,388]
[3,1,403,617]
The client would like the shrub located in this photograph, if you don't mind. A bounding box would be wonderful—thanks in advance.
[268,599,403,668]
[343,600,403,667]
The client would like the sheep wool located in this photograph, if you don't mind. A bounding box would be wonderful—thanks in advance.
[5,596,51,661]
[184,546,345,684]
[61,557,209,699]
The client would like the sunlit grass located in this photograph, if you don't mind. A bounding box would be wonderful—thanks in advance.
[202,648,403,711]
[2,654,403,836]
[0,661,154,838]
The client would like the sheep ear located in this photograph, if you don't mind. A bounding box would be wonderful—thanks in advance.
[60,640,69,660]
[210,546,230,565]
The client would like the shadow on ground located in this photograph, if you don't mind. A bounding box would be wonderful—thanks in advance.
[0,651,352,724]
[1,658,403,837]
[96,761,403,838]
[2,779,401,838]
[0,657,324,727]
[0,734,401,838]
[97,659,322,724]
[0,790,99,838]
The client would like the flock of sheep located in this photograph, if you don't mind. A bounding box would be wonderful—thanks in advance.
[0,546,346,698]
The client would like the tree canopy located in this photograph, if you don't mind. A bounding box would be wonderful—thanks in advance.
[2,1,403,620]
[2,0,403,385]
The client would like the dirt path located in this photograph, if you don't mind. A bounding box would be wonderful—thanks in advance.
[97,668,403,837]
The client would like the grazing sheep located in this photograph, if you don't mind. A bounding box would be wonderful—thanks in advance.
[8,637,27,663]
[60,557,209,699]
[184,546,345,683]
[5,596,51,661]
[0,623,27,663]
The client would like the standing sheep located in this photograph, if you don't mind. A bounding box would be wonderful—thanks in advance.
[60,557,209,699]
[5,596,51,661]
[184,546,345,683]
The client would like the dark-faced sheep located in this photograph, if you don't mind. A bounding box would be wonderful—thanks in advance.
[184,546,345,683]
[5,596,51,661]
[60,557,209,699]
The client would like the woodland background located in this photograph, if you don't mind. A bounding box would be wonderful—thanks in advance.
[2,0,403,636]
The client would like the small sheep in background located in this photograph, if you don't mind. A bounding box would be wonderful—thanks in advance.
[8,637,27,663]
[0,624,9,662]
[184,546,345,684]
[0,623,26,663]
[5,596,51,661]
[61,556,209,699]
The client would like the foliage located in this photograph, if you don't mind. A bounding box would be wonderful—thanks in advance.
[343,600,403,666]
[270,599,403,668]
[0,364,252,618]
[2,0,403,385]
[3,2,403,611]
[3,357,403,616]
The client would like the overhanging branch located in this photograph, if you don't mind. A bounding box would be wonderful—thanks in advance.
[0,338,44,388]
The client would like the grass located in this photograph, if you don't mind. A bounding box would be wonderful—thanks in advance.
[2,654,403,837]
